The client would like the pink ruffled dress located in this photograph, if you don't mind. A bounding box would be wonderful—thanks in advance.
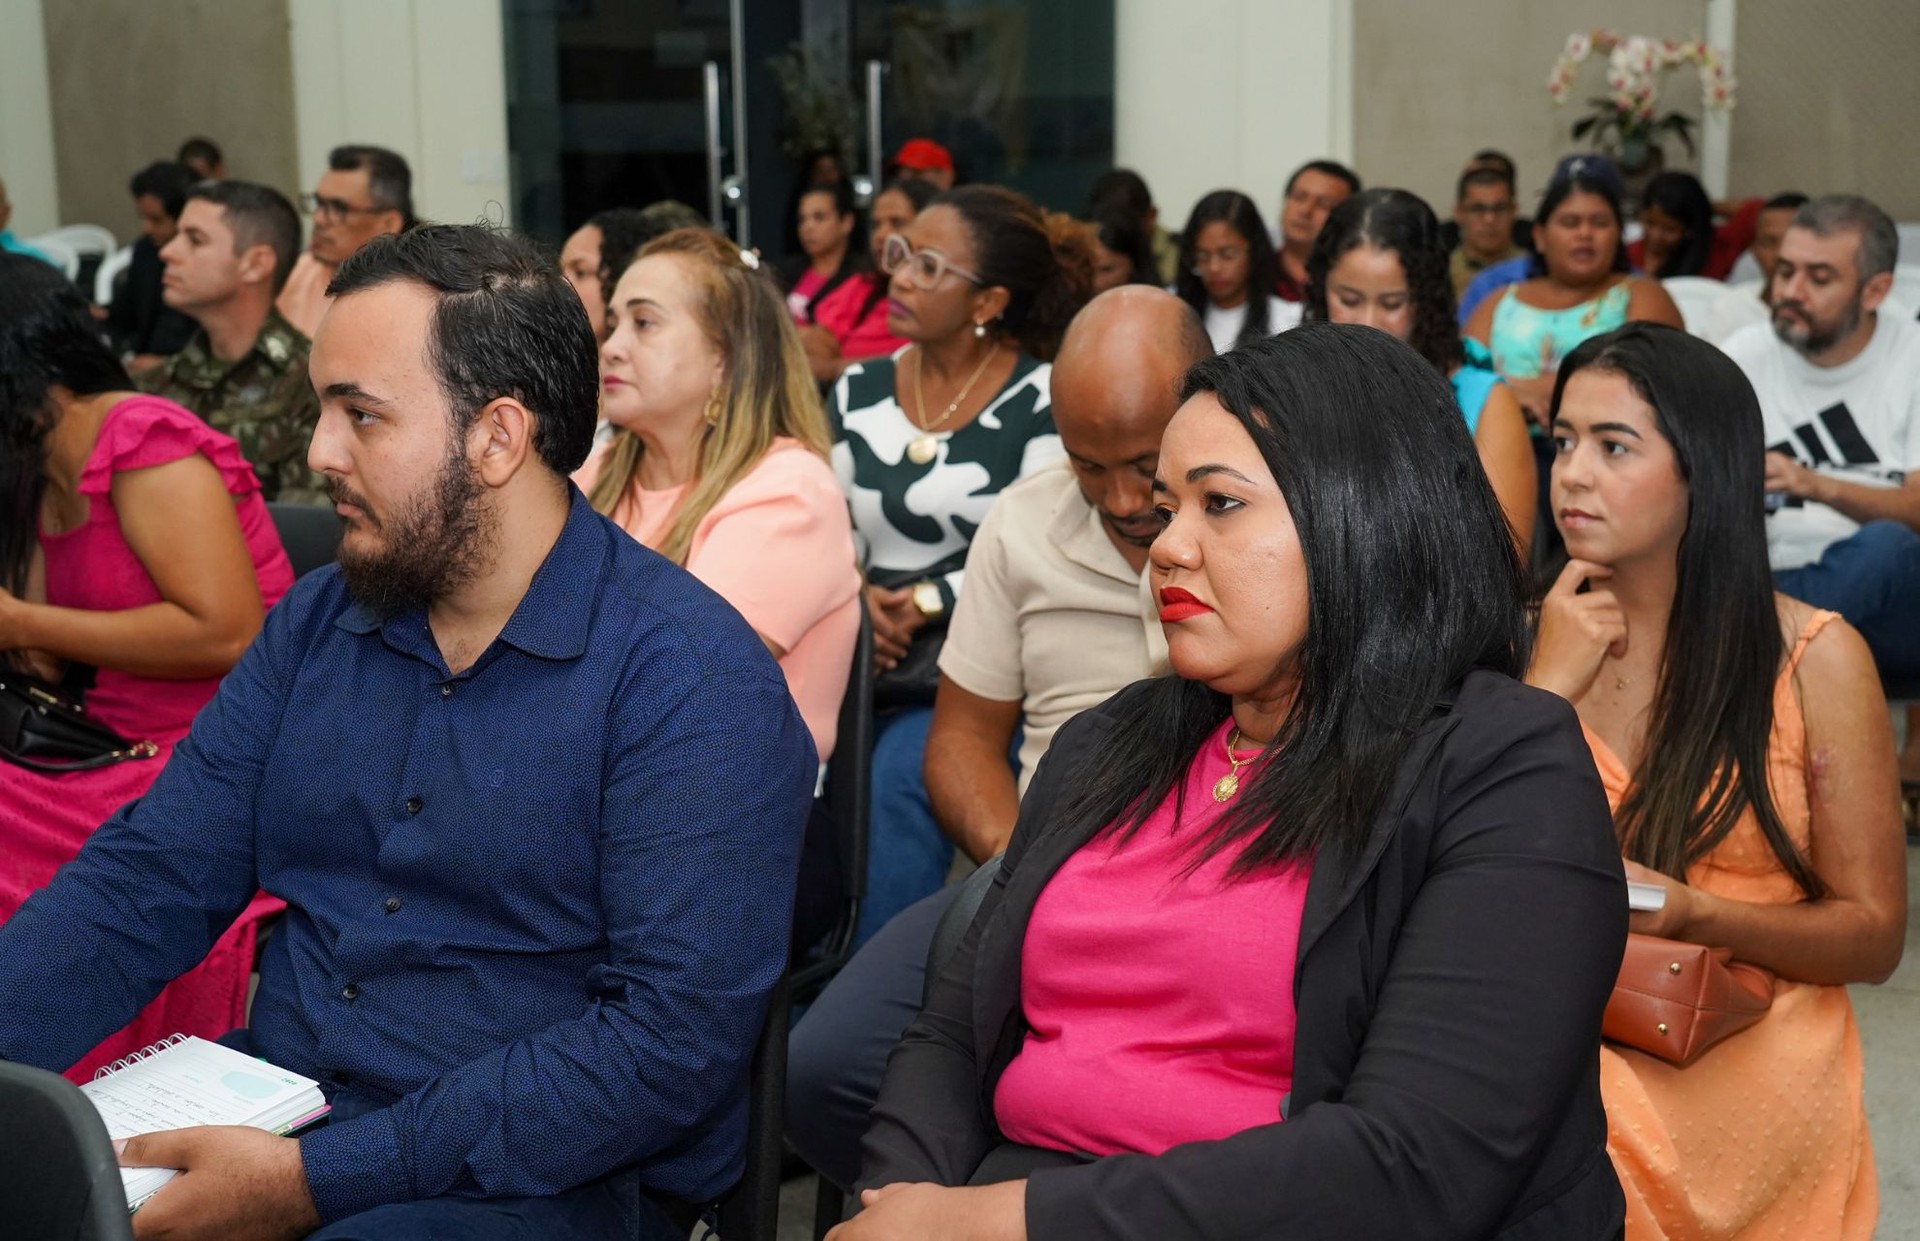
[1,395,294,1080]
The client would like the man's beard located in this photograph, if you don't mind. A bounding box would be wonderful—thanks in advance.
[329,447,494,620]
[1771,291,1863,358]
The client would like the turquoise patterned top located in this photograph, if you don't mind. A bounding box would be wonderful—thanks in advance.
[1487,281,1632,380]
[1450,339,1502,436]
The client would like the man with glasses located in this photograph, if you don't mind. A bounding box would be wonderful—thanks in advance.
[1450,164,1521,301]
[277,144,415,337]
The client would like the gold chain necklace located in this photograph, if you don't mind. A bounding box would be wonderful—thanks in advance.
[1212,726,1257,803]
[906,341,998,465]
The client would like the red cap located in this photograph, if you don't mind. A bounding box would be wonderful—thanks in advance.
[894,138,954,172]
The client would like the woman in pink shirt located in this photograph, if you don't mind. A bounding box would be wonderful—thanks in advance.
[796,178,938,385]
[577,227,861,762]
[839,324,1630,1241]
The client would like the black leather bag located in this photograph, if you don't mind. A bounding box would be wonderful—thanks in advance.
[0,670,157,774]
[872,620,948,710]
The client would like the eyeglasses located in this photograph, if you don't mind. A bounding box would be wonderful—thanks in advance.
[881,233,983,290]
[1189,245,1246,274]
[300,193,390,222]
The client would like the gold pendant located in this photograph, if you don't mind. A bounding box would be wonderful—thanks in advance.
[1212,773,1239,803]
[906,435,939,465]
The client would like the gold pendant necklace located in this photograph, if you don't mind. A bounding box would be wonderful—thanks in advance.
[1212,726,1257,803]
[907,341,998,465]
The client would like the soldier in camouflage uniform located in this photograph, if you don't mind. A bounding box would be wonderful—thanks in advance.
[141,180,327,504]
[141,307,325,503]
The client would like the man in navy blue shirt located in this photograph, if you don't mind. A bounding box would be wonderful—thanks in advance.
[0,225,817,1239]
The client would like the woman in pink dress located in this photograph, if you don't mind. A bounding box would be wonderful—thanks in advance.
[0,255,293,1080]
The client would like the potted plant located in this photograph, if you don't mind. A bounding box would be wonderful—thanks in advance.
[1549,31,1736,175]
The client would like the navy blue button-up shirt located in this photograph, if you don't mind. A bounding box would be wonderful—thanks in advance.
[0,488,816,1222]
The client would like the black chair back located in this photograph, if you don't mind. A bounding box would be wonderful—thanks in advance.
[265,502,342,579]
[922,854,1003,1006]
[714,971,791,1241]
[0,1060,132,1241]
[791,609,875,1001]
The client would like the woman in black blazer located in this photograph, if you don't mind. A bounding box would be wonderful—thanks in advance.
[834,324,1630,1241]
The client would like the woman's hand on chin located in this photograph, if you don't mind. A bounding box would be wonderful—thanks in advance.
[825,1181,1027,1241]
[1526,558,1627,702]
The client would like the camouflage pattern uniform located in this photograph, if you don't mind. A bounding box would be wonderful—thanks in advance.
[139,309,326,503]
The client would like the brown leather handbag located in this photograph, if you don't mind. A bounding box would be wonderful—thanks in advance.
[1602,933,1774,1067]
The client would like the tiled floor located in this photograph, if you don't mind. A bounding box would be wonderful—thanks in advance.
[770,844,1920,1241]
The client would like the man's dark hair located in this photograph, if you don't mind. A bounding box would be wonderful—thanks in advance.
[176,136,223,170]
[1764,192,1810,214]
[1456,164,1515,202]
[1284,160,1362,198]
[327,225,599,476]
[185,180,302,293]
[1470,149,1517,181]
[1089,168,1154,218]
[1050,322,1526,877]
[128,161,197,221]
[329,144,416,229]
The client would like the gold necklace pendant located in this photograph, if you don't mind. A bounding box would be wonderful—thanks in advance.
[1211,772,1240,803]
[906,434,939,465]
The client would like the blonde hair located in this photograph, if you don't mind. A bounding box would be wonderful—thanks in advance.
[588,228,833,565]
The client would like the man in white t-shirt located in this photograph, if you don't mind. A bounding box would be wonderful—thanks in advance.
[1722,194,1920,695]
[786,287,1212,1192]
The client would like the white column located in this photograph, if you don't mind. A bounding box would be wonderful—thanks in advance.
[0,0,61,233]
[1117,0,1354,232]
[287,0,511,228]
[1700,0,1737,198]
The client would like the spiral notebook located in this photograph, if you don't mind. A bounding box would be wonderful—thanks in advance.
[79,1034,331,1210]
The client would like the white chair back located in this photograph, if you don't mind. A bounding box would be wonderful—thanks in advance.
[94,244,135,307]
[35,224,118,259]
[1889,266,1920,320]
[24,236,80,281]
[1661,276,1726,339]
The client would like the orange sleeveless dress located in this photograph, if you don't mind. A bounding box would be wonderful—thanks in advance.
[1585,610,1876,1240]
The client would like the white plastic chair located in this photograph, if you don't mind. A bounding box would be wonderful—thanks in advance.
[25,236,80,281]
[1896,224,1920,266]
[1890,266,1920,320]
[94,244,134,306]
[35,224,118,259]
[1661,276,1727,339]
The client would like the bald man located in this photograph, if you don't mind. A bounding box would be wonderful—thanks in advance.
[788,287,1212,1192]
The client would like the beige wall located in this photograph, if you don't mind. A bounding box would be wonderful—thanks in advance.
[1729,0,1920,220]
[0,0,59,234]
[41,0,301,243]
[1352,1,1710,214]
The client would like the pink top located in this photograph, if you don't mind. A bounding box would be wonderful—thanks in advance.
[786,268,830,323]
[574,437,861,760]
[812,273,905,361]
[44,395,295,741]
[995,718,1313,1157]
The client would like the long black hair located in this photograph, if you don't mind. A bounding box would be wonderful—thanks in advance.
[1551,323,1820,896]
[0,255,133,596]
[1531,170,1632,279]
[1053,322,1529,876]
[1304,188,1463,374]
[1639,171,1716,279]
[1176,190,1281,348]
[1089,200,1158,287]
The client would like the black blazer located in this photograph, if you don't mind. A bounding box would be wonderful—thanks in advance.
[860,670,1628,1240]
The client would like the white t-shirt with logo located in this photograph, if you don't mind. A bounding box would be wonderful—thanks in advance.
[1722,312,1920,571]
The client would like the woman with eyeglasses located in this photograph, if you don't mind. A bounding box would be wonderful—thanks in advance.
[798,178,940,386]
[829,183,1094,945]
[1175,190,1302,354]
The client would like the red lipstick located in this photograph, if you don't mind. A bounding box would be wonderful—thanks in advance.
[1158,586,1213,623]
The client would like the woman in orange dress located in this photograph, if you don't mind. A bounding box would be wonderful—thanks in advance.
[1527,322,1906,1240]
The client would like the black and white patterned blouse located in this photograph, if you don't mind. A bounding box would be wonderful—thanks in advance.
[828,347,1060,607]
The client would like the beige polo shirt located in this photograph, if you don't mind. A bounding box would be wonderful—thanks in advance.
[938,460,1167,796]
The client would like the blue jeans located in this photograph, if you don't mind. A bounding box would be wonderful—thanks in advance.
[1775,521,1920,678]
[856,708,947,946]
